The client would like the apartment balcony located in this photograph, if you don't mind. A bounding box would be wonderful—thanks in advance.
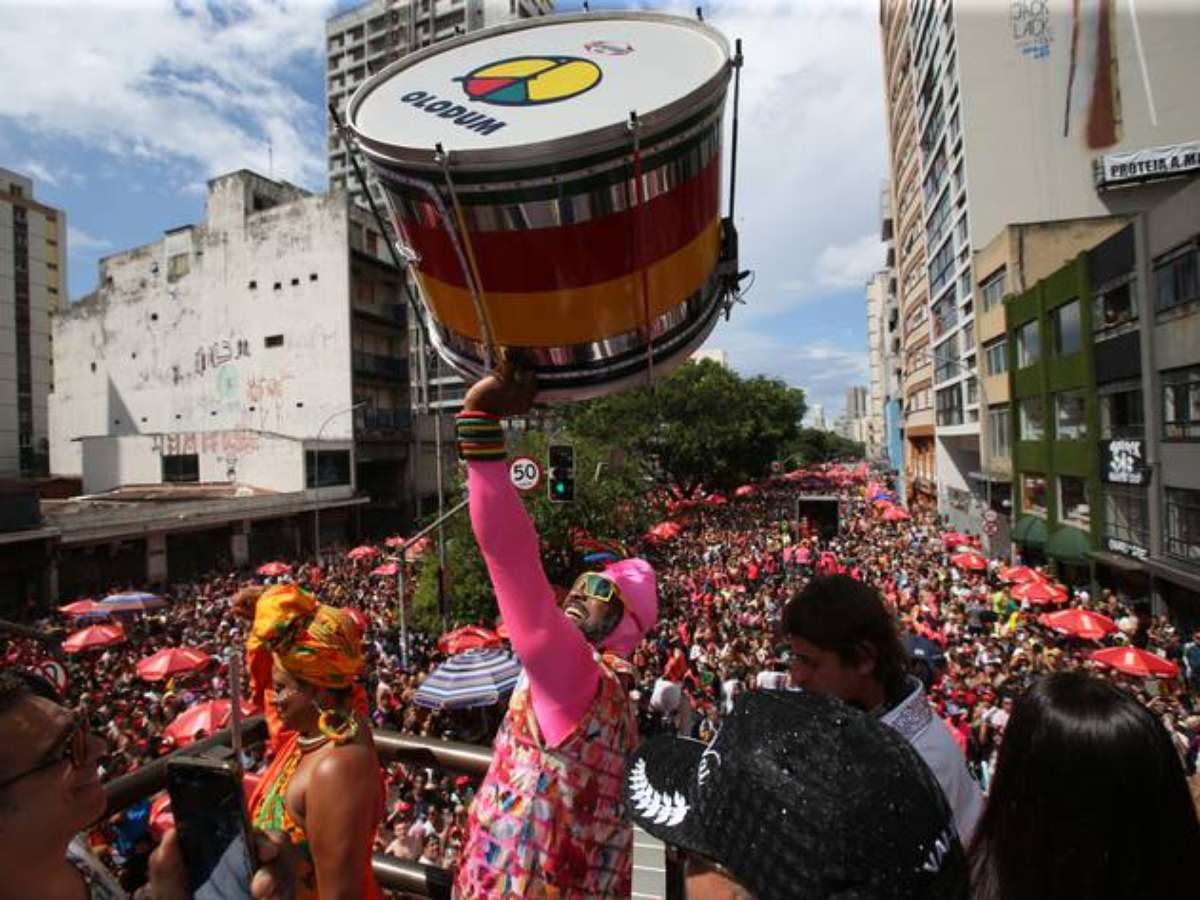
[360,407,411,432]
[353,351,408,382]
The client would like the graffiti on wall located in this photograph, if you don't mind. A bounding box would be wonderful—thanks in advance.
[1010,0,1052,60]
[152,430,262,457]
[194,338,251,375]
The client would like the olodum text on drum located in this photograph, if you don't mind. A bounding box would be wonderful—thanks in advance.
[400,91,507,137]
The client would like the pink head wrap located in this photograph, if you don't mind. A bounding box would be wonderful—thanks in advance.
[599,557,658,658]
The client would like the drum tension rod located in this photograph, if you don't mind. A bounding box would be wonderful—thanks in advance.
[326,102,431,347]
[627,110,655,392]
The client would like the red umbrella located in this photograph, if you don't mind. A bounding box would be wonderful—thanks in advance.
[881,506,911,522]
[62,623,126,653]
[1090,647,1180,679]
[384,535,406,549]
[163,700,255,747]
[998,565,1046,584]
[646,521,683,542]
[149,771,262,839]
[949,551,987,571]
[941,531,970,547]
[1011,580,1069,605]
[437,625,503,656]
[1038,609,1118,641]
[734,484,757,499]
[136,647,212,682]
[256,561,291,577]
[405,537,433,561]
[371,562,399,577]
[58,600,107,617]
[704,494,729,506]
[873,498,894,510]
[346,545,379,561]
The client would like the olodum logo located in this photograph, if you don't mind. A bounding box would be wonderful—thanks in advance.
[455,56,603,107]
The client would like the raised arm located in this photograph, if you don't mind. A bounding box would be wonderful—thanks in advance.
[460,374,599,747]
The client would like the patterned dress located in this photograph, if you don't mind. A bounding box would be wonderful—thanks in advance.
[455,653,638,899]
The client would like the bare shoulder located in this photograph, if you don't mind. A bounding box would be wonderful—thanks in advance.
[311,741,381,789]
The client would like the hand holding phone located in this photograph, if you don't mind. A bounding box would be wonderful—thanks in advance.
[166,758,257,900]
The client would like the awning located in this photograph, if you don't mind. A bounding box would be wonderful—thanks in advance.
[1011,515,1048,547]
[1089,551,1148,573]
[1045,525,1094,564]
[968,471,1013,484]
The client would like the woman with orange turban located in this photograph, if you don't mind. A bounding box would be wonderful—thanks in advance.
[243,583,383,900]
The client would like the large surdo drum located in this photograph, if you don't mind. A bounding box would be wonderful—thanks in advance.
[348,11,735,401]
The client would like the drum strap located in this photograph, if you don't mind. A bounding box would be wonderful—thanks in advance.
[437,147,499,371]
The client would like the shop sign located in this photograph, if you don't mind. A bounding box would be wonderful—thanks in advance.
[1095,141,1200,189]
[1101,439,1150,486]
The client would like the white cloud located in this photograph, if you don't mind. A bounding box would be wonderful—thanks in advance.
[67,226,113,253]
[815,233,887,288]
[0,1,336,191]
[13,159,60,187]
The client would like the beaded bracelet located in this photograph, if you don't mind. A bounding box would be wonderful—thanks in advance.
[456,410,506,460]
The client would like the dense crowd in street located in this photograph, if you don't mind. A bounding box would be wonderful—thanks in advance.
[3,464,1200,893]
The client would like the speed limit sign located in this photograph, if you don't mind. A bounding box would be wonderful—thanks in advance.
[509,456,541,492]
[984,509,999,524]
[983,521,999,536]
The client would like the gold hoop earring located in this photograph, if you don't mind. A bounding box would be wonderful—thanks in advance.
[317,707,359,745]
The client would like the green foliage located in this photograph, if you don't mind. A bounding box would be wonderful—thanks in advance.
[412,429,662,628]
[559,360,806,495]
[785,428,867,465]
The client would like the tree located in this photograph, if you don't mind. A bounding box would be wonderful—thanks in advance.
[560,360,806,496]
[411,429,661,631]
[785,428,866,465]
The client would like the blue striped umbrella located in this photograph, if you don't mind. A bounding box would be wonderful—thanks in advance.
[101,592,167,613]
[414,648,523,710]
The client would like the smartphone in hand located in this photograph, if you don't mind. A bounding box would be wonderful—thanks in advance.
[166,757,257,900]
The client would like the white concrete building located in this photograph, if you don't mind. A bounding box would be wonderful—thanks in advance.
[881,0,1200,533]
[49,171,412,534]
[1,167,66,477]
[804,403,827,432]
[865,272,890,460]
[692,348,730,368]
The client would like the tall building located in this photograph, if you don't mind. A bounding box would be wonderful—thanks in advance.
[880,0,1200,534]
[804,403,827,432]
[866,270,891,462]
[1,167,65,478]
[880,0,935,509]
[326,0,555,207]
[49,171,412,532]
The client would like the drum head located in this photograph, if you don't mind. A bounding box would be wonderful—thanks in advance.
[349,11,730,168]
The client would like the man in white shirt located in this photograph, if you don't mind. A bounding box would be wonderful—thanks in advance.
[782,575,984,843]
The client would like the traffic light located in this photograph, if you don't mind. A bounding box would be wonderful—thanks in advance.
[547,443,575,503]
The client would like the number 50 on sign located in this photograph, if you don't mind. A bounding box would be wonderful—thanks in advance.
[509,456,542,492]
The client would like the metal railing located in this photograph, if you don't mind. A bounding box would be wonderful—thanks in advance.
[102,719,681,899]
[352,351,408,381]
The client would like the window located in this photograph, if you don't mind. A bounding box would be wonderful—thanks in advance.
[984,337,1008,376]
[988,406,1010,460]
[936,384,963,426]
[934,333,959,383]
[1016,319,1040,367]
[1154,241,1199,314]
[961,320,974,351]
[167,252,190,282]
[1022,474,1048,517]
[932,294,957,337]
[1099,379,1144,439]
[1054,390,1087,440]
[1092,275,1137,339]
[1052,299,1082,355]
[1162,366,1200,440]
[1164,487,1200,563]
[966,377,978,405]
[306,449,352,489]
[265,334,284,348]
[980,267,1006,311]
[1058,476,1090,528]
[930,240,955,295]
[1103,485,1149,550]
[1019,397,1044,440]
[162,454,199,483]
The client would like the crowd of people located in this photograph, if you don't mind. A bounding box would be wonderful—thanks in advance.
[3,392,1200,894]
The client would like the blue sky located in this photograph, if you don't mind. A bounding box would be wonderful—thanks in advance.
[0,0,886,416]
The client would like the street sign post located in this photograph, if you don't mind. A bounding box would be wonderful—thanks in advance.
[983,520,999,537]
[509,456,542,492]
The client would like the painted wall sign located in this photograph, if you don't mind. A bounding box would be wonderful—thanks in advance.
[1105,536,1149,561]
[1101,439,1150,486]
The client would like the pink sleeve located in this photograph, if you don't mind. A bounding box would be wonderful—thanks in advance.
[467,460,598,747]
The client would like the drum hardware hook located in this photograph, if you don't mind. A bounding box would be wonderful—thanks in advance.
[326,101,431,347]
[436,142,500,373]
[727,38,744,224]
[696,6,704,22]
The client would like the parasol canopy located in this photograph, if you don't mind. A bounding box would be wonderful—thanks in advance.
[413,648,523,710]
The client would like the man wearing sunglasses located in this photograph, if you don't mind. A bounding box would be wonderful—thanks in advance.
[453,369,659,899]
[0,669,293,900]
